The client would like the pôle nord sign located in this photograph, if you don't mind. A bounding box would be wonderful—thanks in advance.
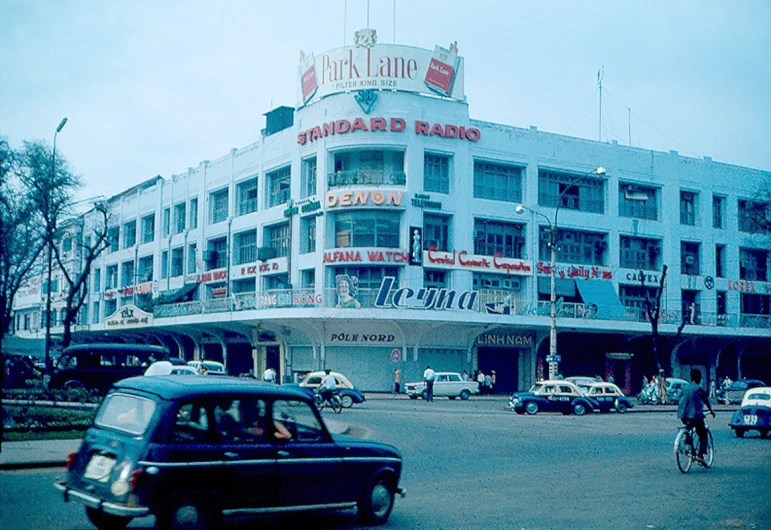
[297,117,481,144]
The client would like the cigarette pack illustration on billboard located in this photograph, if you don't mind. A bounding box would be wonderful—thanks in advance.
[299,51,318,103]
[424,42,459,97]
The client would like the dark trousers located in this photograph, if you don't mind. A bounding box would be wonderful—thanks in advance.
[425,380,434,401]
[683,418,708,457]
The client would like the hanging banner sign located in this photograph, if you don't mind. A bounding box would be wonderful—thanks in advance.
[105,305,153,328]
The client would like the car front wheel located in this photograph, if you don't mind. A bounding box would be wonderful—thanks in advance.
[341,394,354,408]
[616,402,628,414]
[408,395,418,400]
[156,501,210,530]
[358,477,395,525]
[573,403,588,416]
[525,401,539,415]
[85,508,131,530]
[459,389,471,400]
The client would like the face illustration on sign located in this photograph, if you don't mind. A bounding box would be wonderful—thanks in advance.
[335,274,361,309]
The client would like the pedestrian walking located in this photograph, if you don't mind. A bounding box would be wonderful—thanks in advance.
[262,366,276,383]
[477,371,486,395]
[490,370,496,394]
[709,378,716,399]
[462,370,469,381]
[393,368,402,394]
[484,373,492,395]
[423,365,436,402]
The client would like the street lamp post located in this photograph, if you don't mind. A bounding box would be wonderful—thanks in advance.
[516,166,606,380]
[44,117,68,373]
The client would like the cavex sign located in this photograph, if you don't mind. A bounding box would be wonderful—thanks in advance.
[298,41,464,105]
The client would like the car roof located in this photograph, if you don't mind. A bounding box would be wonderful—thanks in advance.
[112,376,311,402]
[742,387,771,406]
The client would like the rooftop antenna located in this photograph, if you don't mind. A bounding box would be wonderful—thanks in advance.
[597,66,604,142]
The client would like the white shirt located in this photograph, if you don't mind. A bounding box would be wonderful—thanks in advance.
[321,374,337,390]
[423,368,435,382]
[263,368,276,382]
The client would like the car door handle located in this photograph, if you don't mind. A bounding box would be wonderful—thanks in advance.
[224,452,240,459]
[277,450,290,458]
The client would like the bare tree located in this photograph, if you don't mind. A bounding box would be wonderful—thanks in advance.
[640,264,688,375]
[51,204,110,348]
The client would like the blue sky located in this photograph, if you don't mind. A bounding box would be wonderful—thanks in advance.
[1,0,769,201]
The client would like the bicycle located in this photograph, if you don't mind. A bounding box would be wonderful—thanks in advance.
[674,418,714,473]
[314,389,343,414]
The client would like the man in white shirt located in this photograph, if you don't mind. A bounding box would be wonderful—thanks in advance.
[423,365,436,402]
[319,369,338,404]
[262,367,276,383]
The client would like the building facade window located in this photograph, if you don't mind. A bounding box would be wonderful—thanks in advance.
[106,264,118,289]
[712,195,725,229]
[267,166,291,208]
[173,202,186,234]
[92,268,102,293]
[163,207,170,236]
[330,150,405,187]
[301,216,316,254]
[680,190,697,226]
[206,237,228,270]
[266,222,290,257]
[263,274,289,290]
[107,226,119,253]
[104,299,117,318]
[715,244,726,278]
[423,214,450,252]
[539,169,604,213]
[739,248,768,281]
[141,214,155,244]
[682,290,700,323]
[236,177,259,216]
[681,242,701,276]
[475,161,522,203]
[619,284,657,311]
[121,260,135,287]
[472,273,522,292]
[234,230,257,265]
[424,269,448,289]
[187,243,197,274]
[209,188,229,224]
[741,293,770,317]
[540,227,607,266]
[474,219,525,259]
[137,255,154,282]
[122,220,136,248]
[171,247,184,277]
[716,291,727,316]
[301,157,317,198]
[161,250,169,279]
[232,278,255,293]
[619,183,658,220]
[424,153,450,194]
[738,199,770,233]
[189,198,198,229]
[333,211,400,248]
[302,269,316,289]
[620,236,661,271]
[92,301,100,324]
[332,266,398,291]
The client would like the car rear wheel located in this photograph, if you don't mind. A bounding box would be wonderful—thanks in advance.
[358,477,395,525]
[156,501,210,530]
[525,401,539,415]
[341,394,354,408]
[735,428,745,438]
[85,508,131,530]
[459,389,471,400]
[616,402,628,414]
[573,403,588,416]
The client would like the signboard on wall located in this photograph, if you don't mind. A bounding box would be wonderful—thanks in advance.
[105,305,152,328]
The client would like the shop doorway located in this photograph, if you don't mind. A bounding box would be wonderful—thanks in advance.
[266,345,281,382]
[478,347,521,394]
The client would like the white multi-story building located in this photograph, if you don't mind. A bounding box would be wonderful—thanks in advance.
[12,35,771,394]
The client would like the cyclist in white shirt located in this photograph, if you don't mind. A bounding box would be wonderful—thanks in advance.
[319,369,338,404]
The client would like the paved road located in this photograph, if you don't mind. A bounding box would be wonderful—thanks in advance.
[2,398,769,529]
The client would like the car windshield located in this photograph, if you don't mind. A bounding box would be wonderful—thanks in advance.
[529,383,544,392]
[95,393,157,435]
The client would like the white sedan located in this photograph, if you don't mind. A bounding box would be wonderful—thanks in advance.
[405,372,480,400]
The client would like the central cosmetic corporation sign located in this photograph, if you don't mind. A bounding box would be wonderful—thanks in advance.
[298,42,465,105]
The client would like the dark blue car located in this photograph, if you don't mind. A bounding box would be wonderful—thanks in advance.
[509,380,599,416]
[55,376,404,529]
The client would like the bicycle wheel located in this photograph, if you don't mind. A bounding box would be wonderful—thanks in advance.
[331,395,343,414]
[702,430,714,468]
[674,430,693,474]
[315,394,325,411]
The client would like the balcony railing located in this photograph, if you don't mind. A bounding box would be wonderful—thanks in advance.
[151,287,771,331]
[327,170,406,189]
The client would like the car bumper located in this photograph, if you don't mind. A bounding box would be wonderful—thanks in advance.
[55,481,150,517]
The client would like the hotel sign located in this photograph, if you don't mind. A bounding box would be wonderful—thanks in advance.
[105,305,152,328]
[298,43,465,105]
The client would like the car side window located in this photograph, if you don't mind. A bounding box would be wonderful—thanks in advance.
[559,385,573,394]
[171,403,212,443]
[273,400,323,442]
[214,399,243,442]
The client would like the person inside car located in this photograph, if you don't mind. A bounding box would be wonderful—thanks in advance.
[677,368,716,464]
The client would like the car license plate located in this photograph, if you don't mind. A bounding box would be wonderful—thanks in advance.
[743,414,758,426]
[84,454,116,483]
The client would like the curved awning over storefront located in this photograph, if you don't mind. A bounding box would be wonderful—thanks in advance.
[575,279,627,319]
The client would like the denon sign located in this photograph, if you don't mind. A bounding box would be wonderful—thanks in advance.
[297,117,481,145]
